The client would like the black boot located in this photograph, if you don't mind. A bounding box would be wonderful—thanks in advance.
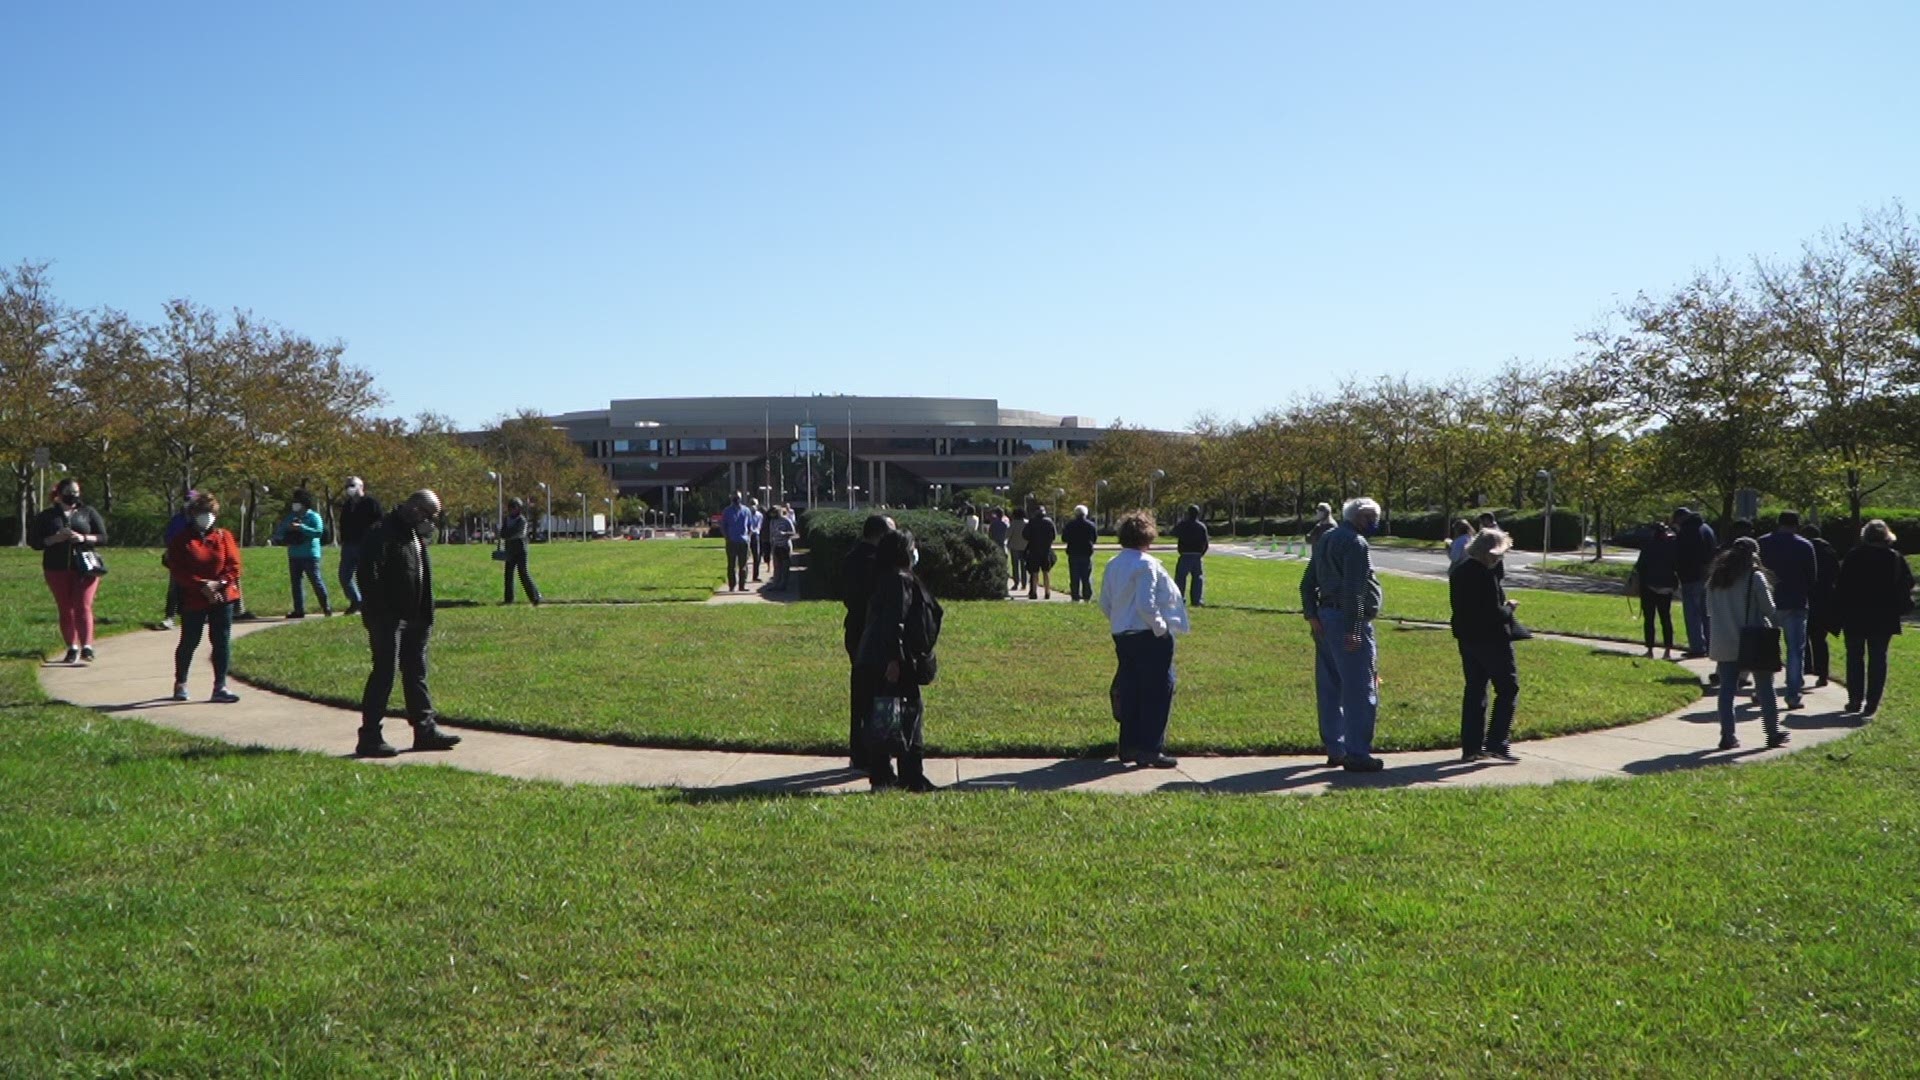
[355,724,398,758]
[412,718,462,752]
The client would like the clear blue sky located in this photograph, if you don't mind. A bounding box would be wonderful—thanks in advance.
[7,2,1915,432]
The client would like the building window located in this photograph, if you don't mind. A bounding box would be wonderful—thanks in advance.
[951,437,999,455]
[681,438,728,452]
[1021,438,1055,453]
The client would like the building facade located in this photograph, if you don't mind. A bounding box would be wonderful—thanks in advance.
[548,395,1108,509]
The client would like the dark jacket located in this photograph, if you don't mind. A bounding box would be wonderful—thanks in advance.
[358,512,435,627]
[1171,517,1210,555]
[501,512,530,553]
[338,495,385,545]
[1022,515,1057,569]
[1675,518,1717,583]
[1449,556,1511,643]
[1835,544,1914,638]
[1061,516,1098,556]
[1633,528,1679,593]
[28,503,108,573]
[856,570,942,678]
[1756,528,1818,610]
[1808,536,1841,633]
[841,540,881,652]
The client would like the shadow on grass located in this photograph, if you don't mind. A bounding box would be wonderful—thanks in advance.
[667,767,868,803]
[105,743,288,767]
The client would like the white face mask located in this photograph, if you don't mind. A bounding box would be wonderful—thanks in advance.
[193,512,215,531]
[291,503,305,513]
[909,547,920,568]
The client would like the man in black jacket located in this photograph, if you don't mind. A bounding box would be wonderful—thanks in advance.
[1061,505,1099,602]
[354,490,462,758]
[1170,504,1210,605]
[841,513,894,770]
[1449,528,1520,762]
[500,497,542,605]
[336,477,384,617]
[1672,506,1717,657]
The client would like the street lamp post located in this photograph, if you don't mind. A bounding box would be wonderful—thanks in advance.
[1536,468,1554,570]
[486,470,503,544]
[1096,478,1109,527]
[1148,469,1165,517]
[575,491,585,541]
[537,482,550,542]
[1054,487,1065,514]
[675,486,688,528]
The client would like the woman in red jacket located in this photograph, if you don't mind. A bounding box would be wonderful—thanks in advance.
[167,492,244,703]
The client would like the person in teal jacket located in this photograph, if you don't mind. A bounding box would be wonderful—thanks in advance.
[274,487,333,618]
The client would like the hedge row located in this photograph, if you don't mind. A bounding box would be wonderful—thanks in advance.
[799,509,1008,601]
[1206,508,1585,551]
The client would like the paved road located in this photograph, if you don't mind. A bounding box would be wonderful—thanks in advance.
[1218,542,1635,595]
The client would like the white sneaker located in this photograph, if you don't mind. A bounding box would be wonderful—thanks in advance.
[171,683,189,702]
[160,618,175,631]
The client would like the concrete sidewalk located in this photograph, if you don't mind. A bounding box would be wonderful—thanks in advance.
[37,619,1863,796]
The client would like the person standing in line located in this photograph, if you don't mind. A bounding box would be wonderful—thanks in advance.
[29,476,109,664]
[768,505,797,590]
[500,497,542,605]
[746,498,766,584]
[275,488,332,619]
[1673,506,1717,657]
[167,492,243,703]
[987,507,1011,588]
[964,504,981,534]
[1449,528,1520,762]
[159,488,196,631]
[856,529,943,791]
[1834,519,1915,718]
[1705,537,1787,751]
[1446,518,1474,566]
[841,514,895,771]
[720,493,752,591]
[1061,504,1099,602]
[1022,504,1058,600]
[354,490,462,758]
[1305,502,1336,548]
[1170,504,1210,606]
[1298,497,1386,772]
[1098,511,1189,768]
[1006,507,1030,595]
[1757,511,1818,709]
[1802,522,1841,689]
[1633,520,1680,659]
[336,476,383,617]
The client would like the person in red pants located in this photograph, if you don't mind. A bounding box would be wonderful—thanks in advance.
[29,477,109,664]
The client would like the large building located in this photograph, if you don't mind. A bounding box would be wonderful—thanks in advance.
[549,395,1109,509]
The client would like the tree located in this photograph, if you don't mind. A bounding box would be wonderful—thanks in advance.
[68,309,163,514]
[0,262,73,544]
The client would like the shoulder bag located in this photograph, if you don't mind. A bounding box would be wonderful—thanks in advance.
[1736,577,1782,672]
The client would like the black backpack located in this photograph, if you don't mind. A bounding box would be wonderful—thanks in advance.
[904,580,944,685]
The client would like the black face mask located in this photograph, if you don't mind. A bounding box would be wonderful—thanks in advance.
[413,518,436,539]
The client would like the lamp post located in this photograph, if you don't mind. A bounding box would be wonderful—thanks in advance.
[486,470,503,544]
[850,485,862,510]
[1148,469,1165,517]
[1095,479,1109,527]
[1536,468,1554,569]
[575,491,585,541]
[675,485,688,528]
[1054,487,1066,515]
[537,482,550,542]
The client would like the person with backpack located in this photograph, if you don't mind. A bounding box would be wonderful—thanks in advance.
[841,514,894,771]
[855,529,943,791]
[274,487,332,619]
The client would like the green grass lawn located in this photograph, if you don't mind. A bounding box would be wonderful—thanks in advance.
[231,603,1696,756]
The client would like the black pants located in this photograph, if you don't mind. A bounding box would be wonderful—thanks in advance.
[1843,630,1892,709]
[1458,637,1519,753]
[174,602,234,685]
[1111,630,1175,762]
[750,538,764,581]
[362,618,434,729]
[863,677,926,783]
[1640,590,1674,651]
[726,541,751,589]
[1806,622,1830,682]
[1068,553,1093,601]
[846,637,874,767]
[503,549,541,603]
[164,579,182,621]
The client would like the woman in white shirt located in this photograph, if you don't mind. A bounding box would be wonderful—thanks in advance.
[1097,511,1191,768]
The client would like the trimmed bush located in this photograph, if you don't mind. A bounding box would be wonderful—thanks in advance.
[800,509,1007,601]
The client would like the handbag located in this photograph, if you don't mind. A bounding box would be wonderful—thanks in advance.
[867,695,921,756]
[1504,607,1533,641]
[1736,578,1783,672]
[72,548,108,577]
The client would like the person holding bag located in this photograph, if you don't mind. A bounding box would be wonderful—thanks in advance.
[29,477,109,664]
[1448,528,1522,762]
[1704,536,1787,751]
[855,529,943,791]
[167,492,243,703]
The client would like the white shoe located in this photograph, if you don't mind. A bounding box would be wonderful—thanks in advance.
[160,618,175,631]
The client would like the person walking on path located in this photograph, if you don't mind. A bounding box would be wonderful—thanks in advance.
[1834,519,1915,718]
[166,492,243,703]
[856,529,943,791]
[841,514,894,771]
[1673,506,1717,657]
[1298,497,1386,772]
[354,490,462,758]
[336,476,383,617]
[721,493,753,591]
[1802,523,1841,688]
[746,498,766,584]
[1632,521,1680,659]
[1170,504,1210,606]
[1705,537,1788,751]
[1062,504,1099,602]
[1006,507,1030,594]
[1757,511,1818,709]
[767,505,797,590]
[30,476,109,664]
[500,497,543,605]
[1449,528,1521,762]
[159,489,195,631]
[1022,505,1058,600]
[1098,511,1189,768]
[274,488,332,619]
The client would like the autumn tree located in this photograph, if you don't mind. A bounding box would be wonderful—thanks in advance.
[0,262,74,543]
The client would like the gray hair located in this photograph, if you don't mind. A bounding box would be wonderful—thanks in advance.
[1467,528,1512,563]
[1862,518,1898,545]
[1314,502,1333,522]
[1341,497,1381,525]
[1074,504,1089,518]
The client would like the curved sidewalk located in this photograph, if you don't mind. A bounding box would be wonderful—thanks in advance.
[38,620,1863,796]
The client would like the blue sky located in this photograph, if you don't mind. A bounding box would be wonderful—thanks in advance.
[7,2,1915,431]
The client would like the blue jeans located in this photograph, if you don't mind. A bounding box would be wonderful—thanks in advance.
[1714,661,1779,741]
[1778,608,1808,699]
[1314,607,1378,759]
[289,557,330,616]
[1175,553,1205,605]
[1111,631,1175,761]
[1680,580,1710,654]
[338,543,364,606]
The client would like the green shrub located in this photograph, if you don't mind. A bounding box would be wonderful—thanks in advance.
[800,509,1007,600]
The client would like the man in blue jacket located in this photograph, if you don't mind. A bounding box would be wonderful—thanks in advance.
[1672,506,1716,657]
[721,493,752,591]
[1758,510,1819,709]
[1299,497,1386,773]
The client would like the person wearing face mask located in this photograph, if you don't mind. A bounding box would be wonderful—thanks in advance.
[29,477,110,663]
[336,476,383,617]
[166,492,244,702]
[353,490,462,758]
[274,488,332,619]
[1298,496,1386,772]
[855,529,942,791]
[1449,528,1521,762]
